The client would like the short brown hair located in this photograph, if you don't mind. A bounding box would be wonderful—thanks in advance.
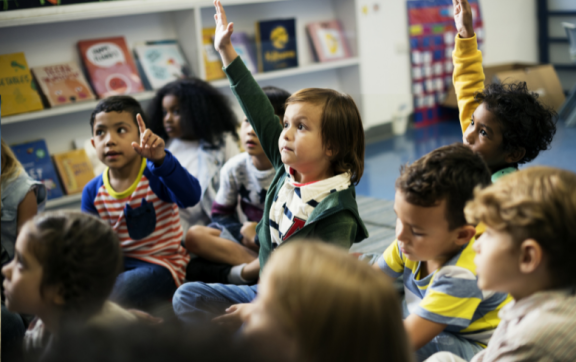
[465,166,576,288]
[26,211,122,321]
[263,241,412,362]
[286,89,364,185]
[396,143,491,230]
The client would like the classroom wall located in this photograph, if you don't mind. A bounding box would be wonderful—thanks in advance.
[481,0,538,66]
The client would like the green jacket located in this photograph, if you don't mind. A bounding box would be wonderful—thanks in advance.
[224,57,368,272]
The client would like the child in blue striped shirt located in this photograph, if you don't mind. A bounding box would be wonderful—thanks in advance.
[374,144,511,362]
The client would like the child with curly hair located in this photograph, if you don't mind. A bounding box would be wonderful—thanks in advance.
[1,212,137,358]
[147,79,240,230]
[453,0,556,181]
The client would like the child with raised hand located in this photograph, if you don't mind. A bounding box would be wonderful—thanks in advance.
[185,86,291,285]
[240,240,413,362]
[1,138,47,360]
[82,96,201,311]
[453,0,556,181]
[426,166,576,362]
[1,211,137,357]
[147,78,240,230]
[172,0,368,324]
[374,144,511,362]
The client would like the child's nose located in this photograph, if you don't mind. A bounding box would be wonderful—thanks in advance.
[2,262,12,280]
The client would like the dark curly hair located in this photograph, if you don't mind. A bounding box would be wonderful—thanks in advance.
[90,96,146,134]
[396,143,492,230]
[26,211,122,321]
[475,82,557,165]
[146,78,238,145]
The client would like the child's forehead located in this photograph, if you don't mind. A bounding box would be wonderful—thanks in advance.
[93,110,135,126]
[394,190,449,229]
[284,102,323,121]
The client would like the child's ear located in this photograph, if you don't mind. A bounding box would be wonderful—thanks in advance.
[518,238,544,275]
[505,147,526,164]
[455,225,477,246]
[43,284,66,306]
[91,138,95,149]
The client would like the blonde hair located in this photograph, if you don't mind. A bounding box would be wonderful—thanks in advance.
[1,138,23,184]
[465,166,576,287]
[286,89,365,185]
[262,241,412,362]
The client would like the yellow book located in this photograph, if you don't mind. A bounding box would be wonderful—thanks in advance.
[0,53,44,117]
[52,149,95,195]
[202,28,226,81]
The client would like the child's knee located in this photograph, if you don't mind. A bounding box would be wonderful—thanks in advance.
[185,225,208,252]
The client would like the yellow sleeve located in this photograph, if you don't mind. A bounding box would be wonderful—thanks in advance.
[378,240,405,277]
[452,34,485,134]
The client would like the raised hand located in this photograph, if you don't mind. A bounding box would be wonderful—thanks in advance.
[453,0,474,39]
[131,113,166,164]
[213,0,239,67]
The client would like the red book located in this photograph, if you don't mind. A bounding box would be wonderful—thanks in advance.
[78,36,144,98]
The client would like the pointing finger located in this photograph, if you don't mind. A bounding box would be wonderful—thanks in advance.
[136,113,146,135]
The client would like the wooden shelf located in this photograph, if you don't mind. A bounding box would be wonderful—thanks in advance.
[45,193,82,209]
[2,58,359,125]
[0,0,283,28]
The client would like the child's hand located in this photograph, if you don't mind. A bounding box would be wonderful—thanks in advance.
[240,222,259,252]
[213,0,239,67]
[131,114,166,165]
[453,0,474,39]
[212,303,256,331]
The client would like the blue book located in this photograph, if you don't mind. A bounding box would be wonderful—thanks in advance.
[256,18,298,72]
[11,140,64,200]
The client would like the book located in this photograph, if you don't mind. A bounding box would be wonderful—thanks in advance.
[133,40,191,90]
[10,140,63,201]
[202,28,226,81]
[52,149,96,195]
[0,53,44,117]
[307,20,352,62]
[77,36,144,98]
[31,61,96,107]
[72,137,106,176]
[255,18,298,72]
[231,32,258,74]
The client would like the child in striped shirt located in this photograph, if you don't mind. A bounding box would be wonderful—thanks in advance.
[374,144,511,362]
[427,167,576,362]
[81,96,201,311]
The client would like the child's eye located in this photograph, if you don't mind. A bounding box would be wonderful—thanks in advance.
[118,127,127,134]
[480,130,488,137]
[470,119,475,126]
[173,109,180,116]
[297,124,304,130]
[411,229,424,237]
[95,130,104,136]
[283,122,289,128]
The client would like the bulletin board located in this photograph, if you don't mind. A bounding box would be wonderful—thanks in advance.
[407,0,483,127]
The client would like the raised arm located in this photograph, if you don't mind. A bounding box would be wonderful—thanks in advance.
[213,0,284,170]
[452,0,485,134]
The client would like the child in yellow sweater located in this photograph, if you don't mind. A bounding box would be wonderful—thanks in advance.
[453,0,556,182]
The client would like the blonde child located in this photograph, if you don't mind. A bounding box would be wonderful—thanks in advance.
[240,241,413,362]
[426,167,576,362]
[1,138,47,360]
[172,0,368,324]
[1,211,137,357]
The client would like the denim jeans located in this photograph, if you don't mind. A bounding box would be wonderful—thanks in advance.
[110,257,177,311]
[173,282,258,324]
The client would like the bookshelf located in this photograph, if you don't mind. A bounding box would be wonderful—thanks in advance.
[1,0,413,209]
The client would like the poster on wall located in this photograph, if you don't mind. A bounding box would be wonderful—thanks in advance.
[407,0,483,127]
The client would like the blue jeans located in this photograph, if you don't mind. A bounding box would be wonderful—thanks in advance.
[110,257,177,311]
[173,282,258,324]
[402,301,484,362]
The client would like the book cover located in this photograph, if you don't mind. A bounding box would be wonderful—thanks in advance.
[307,20,352,62]
[202,28,226,81]
[0,53,44,117]
[10,140,64,201]
[133,40,190,90]
[255,18,298,72]
[52,149,96,195]
[231,32,258,74]
[31,61,96,107]
[77,36,144,98]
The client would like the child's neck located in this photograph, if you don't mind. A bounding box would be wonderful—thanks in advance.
[291,166,334,184]
[108,156,143,192]
[251,153,273,171]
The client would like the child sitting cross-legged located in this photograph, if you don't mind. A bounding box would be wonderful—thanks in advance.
[452,0,557,182]
[172,0,368,325]
[185,86,291,285]
[426,167,576,362]
[82,96,201,311]
[374,144,512,362]
[1,212,138,358]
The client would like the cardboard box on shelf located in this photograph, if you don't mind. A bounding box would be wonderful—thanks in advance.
[444,63,566,111]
